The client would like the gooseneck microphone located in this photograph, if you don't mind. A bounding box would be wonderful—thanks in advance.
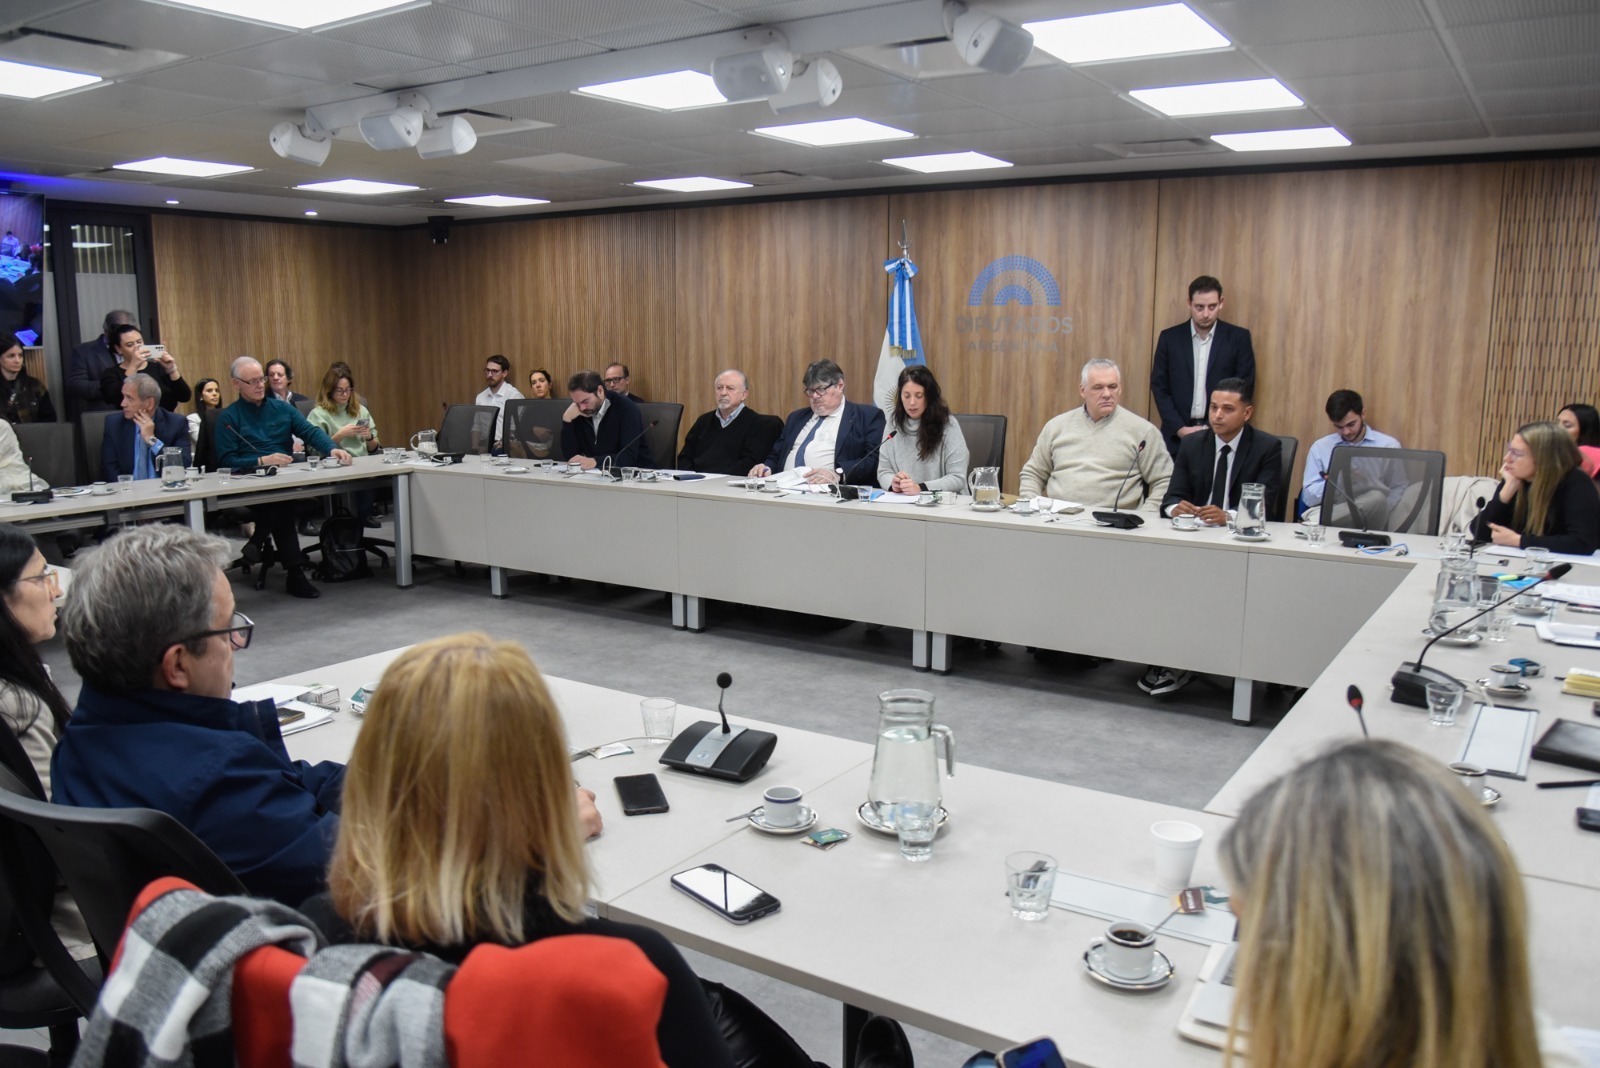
[1092,440,1146,530]
[1390,563,1572,707]
[832,430,896,500]
[12,454,51,504]
[715,672,733,734]
[1322,475,1390,548]
[605,418,658,474]
[1346,685,1369,738]
[658,669,777,783]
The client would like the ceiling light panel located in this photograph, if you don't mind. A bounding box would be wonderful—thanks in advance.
[881,151,1013,173]
[295,178,421,194]
[113,156,253,177]
[444,194,549,206]
[633,177,753,192]
[751,118,914,147]
[576,71,727,111]
[0,59,103,99]
[148,0,428,31]
[1131,78,1303,116]
[1211,127,1352,151]
[1026,4,1229,65]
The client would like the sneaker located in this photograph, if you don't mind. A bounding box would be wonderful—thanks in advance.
[1148,669,1193,696]
[1137,665,1166,693]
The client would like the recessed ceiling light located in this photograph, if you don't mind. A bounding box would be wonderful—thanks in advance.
[576,71,727,111]
[881,151,1013,174]
[165,199,181,205]
[113,156,253,178]
[1212,127,1351,151]
[148,0,426,30]
[751,118,915,147]
[72,242,112,249]
[0,59,103,99]
[294,179,420,195]
[304,210,319,216]
[1025,4,1228,64]
[1131,78,1301,117]
[634,177,753,193]
[444,194,550,207]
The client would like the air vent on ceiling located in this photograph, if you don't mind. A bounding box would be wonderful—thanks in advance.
[741,170,818,185]
[1,28,185,78]
[1097,138,1217,158]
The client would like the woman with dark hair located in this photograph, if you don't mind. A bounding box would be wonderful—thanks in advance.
[877,364,968,494]
[2,332,55,424]
[1472,420,1600,555]
[1556,402,1600,478]
[187,376,222,450]
[527,367,554,399]
[97,322,190,411]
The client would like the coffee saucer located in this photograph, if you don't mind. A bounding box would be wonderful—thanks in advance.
[54,486,90,497]
[1481,786,1502,807]
[970,502,1002,512]
[1168,520,1204,532]
[747,805,817,835]
[856,801,950,836]
[1477,679,1531,699]
[1083,939,1174,991]
[504,465,530,473]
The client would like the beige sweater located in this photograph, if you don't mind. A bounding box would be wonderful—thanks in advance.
[1018,405,1172,511]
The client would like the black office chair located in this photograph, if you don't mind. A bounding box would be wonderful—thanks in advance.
[1323,445,1446,535]
[9,424,74,491]
[953,413,1007,485]
[75,414,109,486]
[502,399,569,462]
[292,397,314,417]
[439,404,498,455]
[1270,433,1299,521]
[636,402,683,468]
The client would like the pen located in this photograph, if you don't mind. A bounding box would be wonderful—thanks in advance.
[1535,779,1600,789]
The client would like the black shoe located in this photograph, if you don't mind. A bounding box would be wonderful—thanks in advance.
[362,517,381,529]
[240,538,265,567]
[286,568,320,599]
[853,1015,914,1068]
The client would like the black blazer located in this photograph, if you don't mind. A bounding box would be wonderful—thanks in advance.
[763,400,887,486]
[1149,320,1256,456]
[101,406,191,480]
[1162,424,1283,519]
[559,390,647,468]
[1472,467,1600,556]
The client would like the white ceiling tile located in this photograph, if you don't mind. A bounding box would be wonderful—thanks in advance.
[830,82,972,118]
[1431,0,1599,27]
[1178,109,1334,135]
[1486,111,1600,136]
[708,0,893,15]
[1449,14,1600,65]
[1290,67,1468,106]
[1044,116,1199,145]
[1341,119,1490,143]
[218,34,440,83]
[1082,51,1273,93]
[497,153,627,172]
[1478,85,1600,117]
[586,12,748,49]
[127,59,342,103]
[465,40,608,72]
[582,112,729,141]
[1196,0,1431,47]
[31,0,291,55]
[493,91,641,125]
[1002,94,1150,128]
[1249,32,1451,80]
[1315,96,1480,126]
[1,0,92,33]
[1464,56,1600,95]
[354,64,484,92]
[1001,144,1121,166]
[938,126,1088,154]
[887,108,1025,137]
[443,0,709,38]
[933,65,1104,107]
[320,6,559,65]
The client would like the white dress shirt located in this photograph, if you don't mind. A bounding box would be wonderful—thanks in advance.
[783,406,843,472]
[1189,322,1214,419]
[475,383,523,413]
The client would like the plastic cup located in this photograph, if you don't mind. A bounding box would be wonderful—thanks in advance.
[1150,820,1203,893]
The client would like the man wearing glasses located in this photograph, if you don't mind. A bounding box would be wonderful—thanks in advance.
[602,362,646,403]
[475,355,523,449]
[51,526,347,906]
[749,359,886,487]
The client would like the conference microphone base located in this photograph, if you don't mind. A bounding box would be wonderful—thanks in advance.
[1091,511,1144,529]
[1391,661,1462,708]
[659,721,777,783]
[1340,530,1391,548]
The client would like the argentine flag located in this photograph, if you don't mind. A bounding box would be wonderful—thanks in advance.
[873,255,925,417]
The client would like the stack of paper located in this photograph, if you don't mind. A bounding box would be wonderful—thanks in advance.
[1564,668,1600,698]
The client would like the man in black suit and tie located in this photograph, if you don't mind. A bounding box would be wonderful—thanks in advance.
[749,359,886,487]
[1149,275,1256,457]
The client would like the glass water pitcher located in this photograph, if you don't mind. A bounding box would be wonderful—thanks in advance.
[866,689,955,828]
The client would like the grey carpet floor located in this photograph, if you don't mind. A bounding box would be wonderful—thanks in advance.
[36,526,1291,1066]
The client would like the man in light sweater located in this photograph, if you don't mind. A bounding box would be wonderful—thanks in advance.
[1019,359,1172,510]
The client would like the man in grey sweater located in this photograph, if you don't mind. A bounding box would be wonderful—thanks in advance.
[1019,359,1172,509]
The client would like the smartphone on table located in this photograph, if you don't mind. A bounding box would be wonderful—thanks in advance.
[997,1037,1066,1068]
[671,863,780,924]
[613,773,669,815]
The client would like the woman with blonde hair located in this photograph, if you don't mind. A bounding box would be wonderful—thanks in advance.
[302,633,837,1068]
[1472,420,1600,555]
[1219,739,1577,1068]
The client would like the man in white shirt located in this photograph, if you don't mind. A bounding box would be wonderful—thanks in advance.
[475,354,522,449]
[749,359,886,487]
[1149,276,1256,457]
[1299,389,1402,516]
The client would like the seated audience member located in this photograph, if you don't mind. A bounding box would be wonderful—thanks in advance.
[750,359,887,487]
[677,369,779,475]
[2,332,55,424]
[603,361,644,402]
[265,359,310,407]
[102,374,190,480]
[0,525,94,963]
[560,369,646,470]
[216,356,350,598]
[1299,389,1401,513]
[187,377,222,451]
[1220,738,1582,1068]
[1472,420,1600,556]
[878,364,969,494]
[51,526,347,906]
[301,632,847,1068]
[66,310,134,421]
[97,323,191,412]
[1019,358,1171,509]
[1161,378,1283,522]
[1556,402,1600,478]
[307,365,381,526]
[0,420,40,492]
[526,366,555,399]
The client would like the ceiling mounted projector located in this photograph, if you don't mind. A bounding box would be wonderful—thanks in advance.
[358,106,424,151]
[769,57,842,113]
[711,29,792,102]
[949,5,1033,74]
[417,115,477,159]
[269,121,332,166]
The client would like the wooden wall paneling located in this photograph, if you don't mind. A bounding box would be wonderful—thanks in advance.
[1151,164,1506,495]
[890,181,1161,490]
[1481,158,1600,473]
[668,196,888,449]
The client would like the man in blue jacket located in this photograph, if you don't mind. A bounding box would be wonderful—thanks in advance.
[52,525,345,906]
[750,359,886,487]
[101,374,190,480]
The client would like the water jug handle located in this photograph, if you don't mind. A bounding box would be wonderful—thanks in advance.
[932,724,956,777]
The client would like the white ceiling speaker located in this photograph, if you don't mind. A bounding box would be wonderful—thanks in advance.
[769,58,842,114]
[711,29,792,102]
[949,5,1033,74]
[417,115,478,159]
[268,121,332,166]
[357,106,425,151]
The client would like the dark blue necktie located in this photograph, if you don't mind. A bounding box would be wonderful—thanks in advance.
[794,416,823,467]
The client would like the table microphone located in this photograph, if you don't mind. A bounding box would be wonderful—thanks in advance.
[1390,563,1571,707]
[1347,685,1369,737]
[11,455,50,504]
[659,670,777,783]
[605,419,657,475]
[715,671,733,734]
[833,431,895,499]
[1321,476,1390,548]
[1091,440,1146,529]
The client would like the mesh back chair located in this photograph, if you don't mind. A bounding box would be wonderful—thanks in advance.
[11,423,74,490]
[503,399,569,462]
[1323,445,1446,536]
[76,413,109,484]
[953,413,1007,485]
[1271,433,1299,521]
[439,404,498,455]
[636,402,683,468]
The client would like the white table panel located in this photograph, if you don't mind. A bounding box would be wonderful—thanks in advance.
[482,474,680,590]
[408,468,490,564]
[1239,549,1411,685]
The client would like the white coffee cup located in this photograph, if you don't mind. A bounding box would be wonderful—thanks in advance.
[761,786,804,827]
[1488,663,1521,688]
[1150,819,1204,893]
[1448,761,1486,801]
[1172,513,1199,530]
[1103,921,1156,980]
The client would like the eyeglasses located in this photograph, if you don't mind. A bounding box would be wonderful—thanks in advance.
[803,382,840,398]
[602,375,626,385]
[1504,446,1529,460]
[235,376,265,387]
[175,611,255,651]
[331,386,352,395]
[12,566,59,590]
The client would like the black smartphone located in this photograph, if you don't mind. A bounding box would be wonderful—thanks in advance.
[1578,808,1600,833]
[997,1037,1067,1068]
[613,773,669,815]
[670,863,780,924]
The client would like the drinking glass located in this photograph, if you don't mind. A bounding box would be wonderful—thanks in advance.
[1006,851,1058,921]
[1522,547,1552,576]
[185,466,201,482]
[1303,523,1325,549]
[1425,681,1464,727]
[895,802,938,862]
[116,474,134,493]
[216,468,231,486]
[640,698,676,743]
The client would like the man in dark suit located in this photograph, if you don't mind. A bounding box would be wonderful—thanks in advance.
[66,308,135,422]
[1149,275,1256,457]
[750,359,886,487]
[560,369,647,470]
[1160,377,1283,522]
[101,373,190,480]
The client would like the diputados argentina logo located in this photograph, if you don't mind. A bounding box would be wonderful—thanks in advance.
[959,255,1073,354]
